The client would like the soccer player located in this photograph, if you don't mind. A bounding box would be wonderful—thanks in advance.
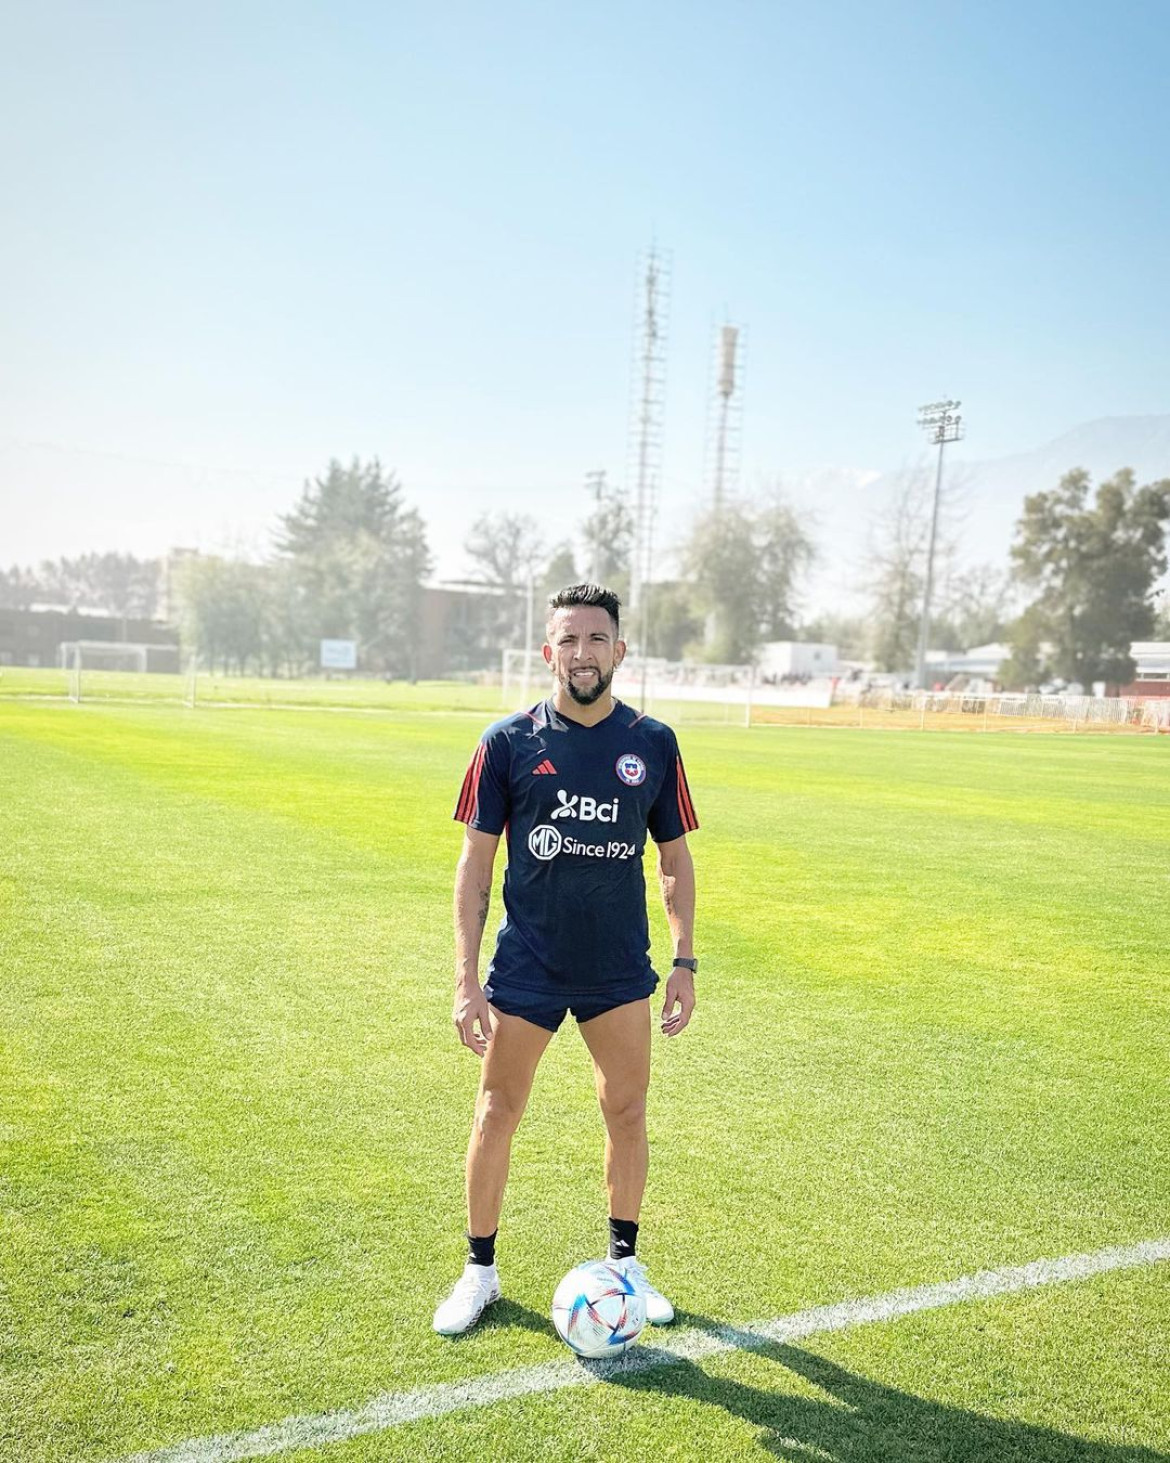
[433,583,699,1337]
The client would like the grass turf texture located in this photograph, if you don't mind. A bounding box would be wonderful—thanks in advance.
[1,697,1167,1462]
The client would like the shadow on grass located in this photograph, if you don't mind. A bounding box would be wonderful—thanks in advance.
[605,1313,1166,1462]
[463,1297,553,1340]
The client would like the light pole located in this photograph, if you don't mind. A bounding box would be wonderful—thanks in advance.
[915,398,964,690]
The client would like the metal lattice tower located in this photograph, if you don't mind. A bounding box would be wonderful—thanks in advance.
[704,321,746,512]
[625,247,670,635]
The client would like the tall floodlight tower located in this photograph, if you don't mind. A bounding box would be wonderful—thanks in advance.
[914,398,964,690]
[626,247,670,655]
[705,322,746,512]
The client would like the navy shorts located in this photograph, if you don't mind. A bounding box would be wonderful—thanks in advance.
[484,972,659,1033]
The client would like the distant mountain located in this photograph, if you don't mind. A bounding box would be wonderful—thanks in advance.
[797,414,1170,614]
[952,414,1170,554]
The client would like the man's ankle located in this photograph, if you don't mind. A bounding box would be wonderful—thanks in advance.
[467,1229,497,1268]
[608,1216,639,1261]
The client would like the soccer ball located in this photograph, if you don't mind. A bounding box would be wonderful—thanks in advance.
[551,1260,646,1358]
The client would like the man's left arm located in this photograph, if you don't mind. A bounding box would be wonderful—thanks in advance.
[657,835,696,1037]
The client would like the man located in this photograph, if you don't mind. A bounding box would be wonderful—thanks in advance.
[433,582,699,1336]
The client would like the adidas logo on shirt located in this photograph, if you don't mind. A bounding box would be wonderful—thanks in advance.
[531,759,558,775]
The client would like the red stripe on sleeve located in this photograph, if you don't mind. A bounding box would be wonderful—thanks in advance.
[468,743,488,820]
[675,756,699,832]
[455,757,473,822]
[471,742,489,821]
[470,742,488,820]
[455,743,486,823]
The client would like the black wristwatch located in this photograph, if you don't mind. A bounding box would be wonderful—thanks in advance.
[672,957,698,973]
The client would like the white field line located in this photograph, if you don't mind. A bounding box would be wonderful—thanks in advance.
[114,1236,1170,1463]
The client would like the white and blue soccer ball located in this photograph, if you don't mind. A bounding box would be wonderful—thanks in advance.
[551,1260,646,1358]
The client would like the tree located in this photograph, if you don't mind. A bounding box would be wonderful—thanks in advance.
[0,565,41,609]
[798,611,869,662]
[463,511,545,649]
[5,553,162,617]
[864,467,964,673]
[175,555,323,676]
[642,580,704,660]
[865,473,929,672]
[277,458,431,678]
[998,604,1046,691]
[173,555,270,674]
[464,511,545,590]
[258,557,316,676]
[933,563,1015,651]
[540,544,579,606]
[755,490,817,641]
[1004,468,1170,687]
[581,481,634,600]
[678,490,815,663]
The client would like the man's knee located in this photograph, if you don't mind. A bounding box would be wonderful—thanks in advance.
[473,1085,527,1142]
[599,1090,647,1137]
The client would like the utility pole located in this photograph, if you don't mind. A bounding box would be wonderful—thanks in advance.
[583,468,607,583]
[915,399,964,690]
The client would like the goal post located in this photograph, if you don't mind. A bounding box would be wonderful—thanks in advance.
[620,655,758,726]
[183,651,199,709]
[58,640,174,703]
[501,648,548,709]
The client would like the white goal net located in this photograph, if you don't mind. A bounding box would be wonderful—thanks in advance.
[59,640,181,703]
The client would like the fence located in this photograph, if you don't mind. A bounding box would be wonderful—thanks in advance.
[747,688,1170,734]
[5,658,1169,734]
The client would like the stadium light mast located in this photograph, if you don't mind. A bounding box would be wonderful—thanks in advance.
[914,398,963,690]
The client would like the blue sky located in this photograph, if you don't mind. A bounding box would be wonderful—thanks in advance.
[3,0,1169,582]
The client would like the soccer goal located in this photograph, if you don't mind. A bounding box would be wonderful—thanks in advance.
[59,640,181,703]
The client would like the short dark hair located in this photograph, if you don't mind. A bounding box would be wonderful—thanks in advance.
[546,583,621,637]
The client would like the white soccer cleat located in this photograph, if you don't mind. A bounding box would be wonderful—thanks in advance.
[614,1256,674,1325]
[433,1262,501,1336]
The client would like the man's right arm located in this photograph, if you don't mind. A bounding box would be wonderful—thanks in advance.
[452,827,500,1057]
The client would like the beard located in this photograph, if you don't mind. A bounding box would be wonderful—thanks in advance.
[562,665,614,706]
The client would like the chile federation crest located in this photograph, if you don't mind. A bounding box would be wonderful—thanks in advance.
[615,753,647,787]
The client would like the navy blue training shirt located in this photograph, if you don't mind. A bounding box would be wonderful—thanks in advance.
[454,698,698,992]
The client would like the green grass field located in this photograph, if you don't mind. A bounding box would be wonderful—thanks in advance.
[2,694,1168,1462]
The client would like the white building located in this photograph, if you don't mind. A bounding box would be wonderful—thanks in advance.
[757,641,838,679]
[1130,641,1170,693]
[924,642,1011,682]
